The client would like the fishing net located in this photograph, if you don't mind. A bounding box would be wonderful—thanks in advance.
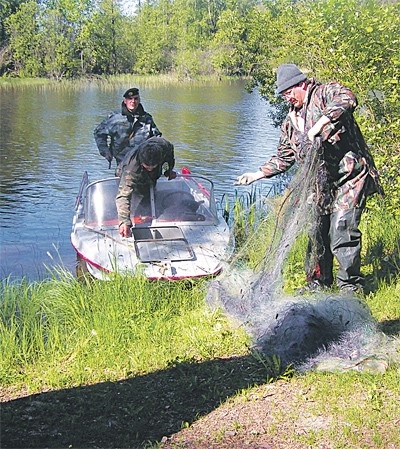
[207,139,399,373]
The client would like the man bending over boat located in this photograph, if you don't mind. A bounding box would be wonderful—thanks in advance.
[94,87,162,175]
[116,136,176,238]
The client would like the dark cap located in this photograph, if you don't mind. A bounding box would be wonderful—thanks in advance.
[138,139,163,166]
[138,137,173,166]
[123,88,140,98]
[276,64,307,94]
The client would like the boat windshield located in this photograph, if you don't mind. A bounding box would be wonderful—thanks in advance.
[84,175,219,227]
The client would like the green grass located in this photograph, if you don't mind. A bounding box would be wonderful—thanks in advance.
[0,273,250,392]
[1,200,399,448]
[0,73,238,93]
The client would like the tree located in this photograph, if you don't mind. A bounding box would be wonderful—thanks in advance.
[5,1,43,76]
[132,0,176,74]
[46,0,94,76]
[211,1,279,78]
[39,7,78,79]
[86,0,130,74]
[0,0,29,44]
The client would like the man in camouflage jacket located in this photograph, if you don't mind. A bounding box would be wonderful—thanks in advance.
[116,136,176,238]
[94,87,161,173]
[236,63,383,292]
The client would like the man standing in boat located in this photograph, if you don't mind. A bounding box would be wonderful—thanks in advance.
[94,88,162,175]
[236,64,383,294]
[116,136,176,238]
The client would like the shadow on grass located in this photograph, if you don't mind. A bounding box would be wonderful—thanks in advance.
[378,318,400,336]
[364,237,400,294]
[1,355,273,449]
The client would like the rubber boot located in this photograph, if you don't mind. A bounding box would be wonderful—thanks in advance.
[305,214,334,288]
[330,207,364,292]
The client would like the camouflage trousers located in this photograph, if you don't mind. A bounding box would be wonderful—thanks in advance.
[305,208,364,291]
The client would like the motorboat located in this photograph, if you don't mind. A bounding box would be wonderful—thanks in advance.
[71,169,233,280]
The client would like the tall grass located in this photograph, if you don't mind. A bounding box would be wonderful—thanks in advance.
[0,74,237,93]
[230,189,400,295]
[0,272,250,393]
[0,77,56,89]
[1,194,399,402]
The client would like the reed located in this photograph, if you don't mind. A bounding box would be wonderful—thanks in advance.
[0,74,237,92]
[0,272,250,392]
[0,77,56,89]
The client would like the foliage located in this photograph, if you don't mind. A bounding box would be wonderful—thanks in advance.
[40,7,79,79]
[211,8,251,75]
[0,273,250,389]
[0,0,27,45]
[131,1,176,74]
[1,0,399,221]
[247,0,400,216]
[5,1,43,77]
[85,0,133,75]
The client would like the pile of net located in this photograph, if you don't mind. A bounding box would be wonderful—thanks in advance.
[207,139,399,374]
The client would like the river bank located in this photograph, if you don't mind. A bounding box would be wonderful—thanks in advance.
[1,202,399,448]
[1,74,399,449]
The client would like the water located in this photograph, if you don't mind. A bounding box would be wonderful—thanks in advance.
[0,80,280,281]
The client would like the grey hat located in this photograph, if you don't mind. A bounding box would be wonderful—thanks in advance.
[276,64,307,94]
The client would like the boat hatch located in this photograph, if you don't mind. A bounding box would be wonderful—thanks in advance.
[132,226,195,263]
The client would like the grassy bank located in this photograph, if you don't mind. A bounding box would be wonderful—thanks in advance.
[0,74,239,93]
[0,274,250,393]
[1,202,399,448]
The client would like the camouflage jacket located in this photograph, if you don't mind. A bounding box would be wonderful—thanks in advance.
[94,103,161,164]
[260,79,383,214]
[116,137,175,226]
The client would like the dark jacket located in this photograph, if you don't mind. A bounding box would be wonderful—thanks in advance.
[94,103,162,164]
[260,79,383,214]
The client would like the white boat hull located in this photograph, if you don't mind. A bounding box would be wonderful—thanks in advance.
[71,171,233,280]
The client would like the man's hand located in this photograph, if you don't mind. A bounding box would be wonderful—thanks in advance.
[307,127,318,142]
[104,151,113,163]
[119,223,132,238]
[165,170,177,180]
[307,115,331,142]
[235,171,265,185]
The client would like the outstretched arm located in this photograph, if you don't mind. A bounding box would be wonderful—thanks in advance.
[236,119,296,185]
[235,171,265,185]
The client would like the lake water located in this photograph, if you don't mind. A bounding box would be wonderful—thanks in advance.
[0,80,280,281]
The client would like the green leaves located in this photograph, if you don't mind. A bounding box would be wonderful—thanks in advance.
[2,0,399,214]
[5,1,42,77]
[245,0,400,216]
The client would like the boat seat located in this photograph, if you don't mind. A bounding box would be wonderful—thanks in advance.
[157,197,205,222]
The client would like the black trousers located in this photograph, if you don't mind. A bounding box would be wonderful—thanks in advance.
[305,208,364,290]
